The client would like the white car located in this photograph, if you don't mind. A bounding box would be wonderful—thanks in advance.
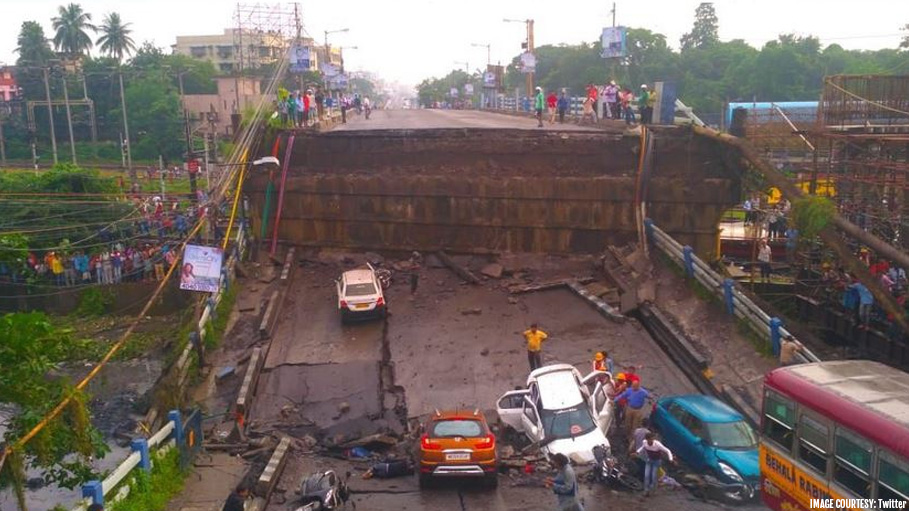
[496,364,614,464]
[336,264,386,323]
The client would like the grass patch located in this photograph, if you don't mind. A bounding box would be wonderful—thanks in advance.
[737,318,774,358]
[108,447,187,511]
[206,283,240,350]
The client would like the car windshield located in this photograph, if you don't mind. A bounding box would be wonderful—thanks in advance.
[345,282,377,296]
[706,421,758,450]
[431,419,484,438]
[540,407,597,440]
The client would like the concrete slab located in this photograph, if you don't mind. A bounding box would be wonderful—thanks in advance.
[166,452,248,511]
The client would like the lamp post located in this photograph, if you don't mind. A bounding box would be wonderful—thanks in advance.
[471,42,491,67]
[323,28,349,101]
[503,18,534,98]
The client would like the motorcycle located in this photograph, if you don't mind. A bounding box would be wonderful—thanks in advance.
[375,268,392,289]
[680,473,755,504]
[590,444,643,492]
[297,470,354,510]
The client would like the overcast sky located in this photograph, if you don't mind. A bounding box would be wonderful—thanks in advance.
[2,0,908,87]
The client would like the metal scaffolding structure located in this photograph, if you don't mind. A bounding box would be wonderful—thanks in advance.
[233,2,302,72]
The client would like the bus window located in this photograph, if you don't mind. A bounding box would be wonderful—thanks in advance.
[878,452,909,503]
[763,391,796,451]
[797,414,830,476]
[834,428,872,498]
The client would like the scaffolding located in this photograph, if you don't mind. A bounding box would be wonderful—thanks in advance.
[232,3,302,72]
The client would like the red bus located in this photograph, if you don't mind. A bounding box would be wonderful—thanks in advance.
[760,360,909,511]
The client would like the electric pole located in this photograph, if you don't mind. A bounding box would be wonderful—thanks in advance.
[178,71,197,199]
[0,113,6,166]
[526,19,535,99]
[118,71,133,180]
[61,71,77,164]
[611,2,616,27]
[42,66,58,165]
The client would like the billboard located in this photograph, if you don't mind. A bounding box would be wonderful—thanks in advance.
[483,71,496,88]
[519,52,536,73]
[450,87,459,98]
[464,84,474,96]
[321,62,340,78]
[329,73,348,90]
[601,27,627,59]
[290,46,311,73]
[180,244,224,293]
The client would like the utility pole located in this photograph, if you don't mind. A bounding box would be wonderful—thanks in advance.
[81,72,97,142]
[42,66,58,165]
[0,113,6,166]
[178,71,197,199]
[61,72,77,165]
[526,20,535,99]
[118,71,133,180]
[611,2,616,27]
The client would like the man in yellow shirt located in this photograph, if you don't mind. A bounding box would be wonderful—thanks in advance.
[523,323,548,371]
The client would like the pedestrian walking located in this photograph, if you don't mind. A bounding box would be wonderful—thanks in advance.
[636,432,675,496]
[557,91,569,124]
[779,334,804,366]
[221,482,250,511]
[523,323,548,371]
[585,83,599,122]
[614,379,649,431]
[547,90,558,124]
[758,239,772,283]
[534,87,545,128]
[545,453,585,511]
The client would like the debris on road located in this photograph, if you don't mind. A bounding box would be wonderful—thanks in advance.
[338,433,398,450]
[460,307,483,315]
[508,276,596,294]
[216,366,236,380]
[437,250,481,284]
[480,263,504,279]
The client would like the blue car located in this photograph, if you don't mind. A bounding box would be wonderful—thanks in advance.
[650,395,759,499]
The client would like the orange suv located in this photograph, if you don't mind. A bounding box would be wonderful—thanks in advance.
[417,409,498,488]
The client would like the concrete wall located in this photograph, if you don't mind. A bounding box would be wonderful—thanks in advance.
[247,127,741,257]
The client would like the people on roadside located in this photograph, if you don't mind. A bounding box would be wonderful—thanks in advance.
[638,84,651,124]
[586,83,599,122]
[637,432,675,496]
[758,239,772,283]
[221,482,250,511]
[604,80,619,119]
[547,90,558,124]
[557,91,569,124]
[620,87,635,125]
[523,322,549,371]
[615,379,649,431]
[545,453,585,511]
[779,334,804,366]
[534,87,545,128]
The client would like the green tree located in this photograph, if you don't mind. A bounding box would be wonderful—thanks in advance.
[95,12,136,62]
[901,23,909,50]
[52,3,97,58]
[680,2,720,51]
[115,76,184,162]
[15,21,55,65]
[0,312,108,509]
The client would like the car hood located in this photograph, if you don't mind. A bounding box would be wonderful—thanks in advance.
[715,448,760,481]
[542,430,608,465]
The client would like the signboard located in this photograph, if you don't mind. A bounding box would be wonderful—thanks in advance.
[464,84,474,96]
[328,73,348,90]
[180,244,224,293]
[483,71,496,89]
[519,52,536,73]
[601,27,627,59]
[321,62,340,78]
[290,45,311,73]
[450,87,458,98]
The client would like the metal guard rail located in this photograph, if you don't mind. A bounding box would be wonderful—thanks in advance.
[644,219,821,364]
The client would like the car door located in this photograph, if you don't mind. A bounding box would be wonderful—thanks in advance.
[659,401,690,455]
[521,397,544,443]
[678,412,710,471]
[496,390,530,431]
[589,381,613,433]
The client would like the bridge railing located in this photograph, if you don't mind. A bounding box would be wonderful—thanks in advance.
[645,219,821,364]
[71,409,202,511]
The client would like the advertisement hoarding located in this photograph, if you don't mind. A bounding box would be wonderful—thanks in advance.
[321,62,340,78]
[180,244,224,293]
[290,46,311,73]
[519,52,536,73]
[601,27,627,59]
[464,84,474,96]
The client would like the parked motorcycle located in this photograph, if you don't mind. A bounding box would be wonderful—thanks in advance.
[680,473,754,504]
[590,444,643,492]
[297,470,354,510]
[375,268,392,289]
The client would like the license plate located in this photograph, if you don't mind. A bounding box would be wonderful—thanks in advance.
[445,453,470,461]
[355,303,370,309]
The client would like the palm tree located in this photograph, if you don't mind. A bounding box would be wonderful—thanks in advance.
[15,21,55,65]
[96,12,136,62]
[51,3,96,58]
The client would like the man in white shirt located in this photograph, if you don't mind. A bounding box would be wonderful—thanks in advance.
[758,239,772,283]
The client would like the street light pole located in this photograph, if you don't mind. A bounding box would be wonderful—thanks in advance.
[472,42,491,67]
[118,70,133,179]
[503,19,535,98]
[60,71,77,165]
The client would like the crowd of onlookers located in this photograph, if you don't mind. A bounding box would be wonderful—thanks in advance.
[276,87,372,128]
[821,254,908,339]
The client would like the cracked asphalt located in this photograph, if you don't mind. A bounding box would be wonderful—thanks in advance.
[252,250,766,511]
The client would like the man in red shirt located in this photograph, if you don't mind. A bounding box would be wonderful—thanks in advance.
[586,83,599,122]
[546,90,558,124]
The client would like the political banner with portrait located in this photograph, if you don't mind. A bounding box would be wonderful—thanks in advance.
[290,46,311,73]
[519,52,536,73]
[180,244,224,293]
[601,27,627,59]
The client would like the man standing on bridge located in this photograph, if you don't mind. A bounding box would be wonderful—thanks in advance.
[523,323,548,370]
[534,87,545,128]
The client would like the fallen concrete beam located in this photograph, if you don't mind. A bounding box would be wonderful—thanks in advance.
[509,276,596,294]
[437,251,481,285]
[256,436,291,497]
[236,347,263,421]
[280,247,296,282]
[258,290,280,340]
[566,281,625,323]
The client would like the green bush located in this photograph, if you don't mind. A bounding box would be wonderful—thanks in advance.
[108,448,186,511]
[75,287,114,317]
